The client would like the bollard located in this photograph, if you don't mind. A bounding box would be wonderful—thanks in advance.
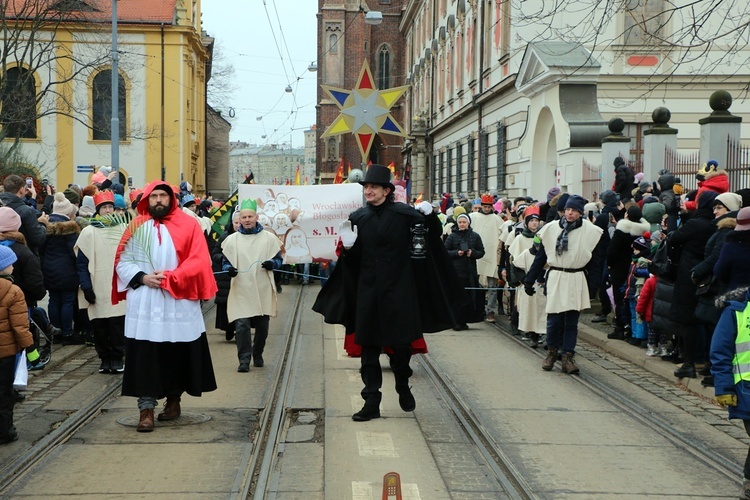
[381,471,402,500]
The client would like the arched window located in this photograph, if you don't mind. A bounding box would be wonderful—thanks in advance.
[0,67,37,139]
[329,34,338,54]
[92,69,126,141]
[377,45,390,89]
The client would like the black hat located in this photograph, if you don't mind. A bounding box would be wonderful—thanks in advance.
[564,195,587,214]
[613,156,625,168]
[359,164,394,191]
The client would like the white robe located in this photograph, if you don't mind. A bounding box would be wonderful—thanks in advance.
[469,212,503,278]
[536,219,603,314]
[514,248,547,333]
[116,221,206,342]
[222,229,282,322]
[75,224,127,320]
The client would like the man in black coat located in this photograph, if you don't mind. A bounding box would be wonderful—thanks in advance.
[613,157,635,202]
[0,175,48,254]
[313,164,462,422]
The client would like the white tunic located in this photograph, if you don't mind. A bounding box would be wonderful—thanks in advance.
[469,211,503,278]
[536,219,603,314]
[514,248,547,333]
[116,221,206,342]
[75,224,127,320]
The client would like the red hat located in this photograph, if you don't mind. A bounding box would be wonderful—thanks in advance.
[480,194,494,205]
[524,205,541,224]
[93,191,115,210]
[128,189,142,203]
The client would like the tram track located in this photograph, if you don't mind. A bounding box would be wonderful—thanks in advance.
[491,319,744,486]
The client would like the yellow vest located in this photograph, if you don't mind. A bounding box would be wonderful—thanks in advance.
[732,303,750,384]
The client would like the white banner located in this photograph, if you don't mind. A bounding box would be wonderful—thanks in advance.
[237,184,363,263]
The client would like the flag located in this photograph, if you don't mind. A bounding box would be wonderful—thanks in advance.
[403,162,412,198]
[248,170,255,184]
[387,162,396,179]
[415,192,423,204]
[294,165,301,185]
[333,157,345,184]
[209,176,254,242]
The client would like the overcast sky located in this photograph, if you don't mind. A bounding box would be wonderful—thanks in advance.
[201,1,318,149]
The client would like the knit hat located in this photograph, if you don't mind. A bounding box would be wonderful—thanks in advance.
[736,188,750,208]
[639,181,651,193]
[736,207,750,232]
[63,187,81,206]
[634,172,645,183]
[557,193,570,212]
[114,194,127,209]
[564,195,586,214]
[600,190,619,206]
[633,231,652,255]
[0,207,21,232]
[82,195,96,212]
[453,206,466,218]
[0,245,17,272]
[714,192,742,212]
[53,192,76,218]
[547,186,561,202]
[613,156,625,168]
[181,194,197,208]
[626,205,642,221]
[111,182,125,196]
[583,202,598,216]
[456,213,470,223]
[698,190,719,209]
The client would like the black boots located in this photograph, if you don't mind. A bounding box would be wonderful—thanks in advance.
[397,386,416,412]
[674,363,697,378]
[352,405,380,422]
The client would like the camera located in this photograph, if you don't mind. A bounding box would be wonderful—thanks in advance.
[127,176,133,188]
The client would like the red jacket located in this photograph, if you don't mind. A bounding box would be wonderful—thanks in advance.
[684,170,729,211]
[636,274,656,323]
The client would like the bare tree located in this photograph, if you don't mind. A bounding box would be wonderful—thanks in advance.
[207,42,237,114]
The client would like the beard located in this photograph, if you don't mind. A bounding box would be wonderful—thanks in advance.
[148,203,170,219]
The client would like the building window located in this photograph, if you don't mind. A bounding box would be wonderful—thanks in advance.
[329,34,338,54]
[0,67,37,139]
[468,136,475,193]
[92,69,126,141]
[496,124,506,192]
[447,146,453,192]
[377,45,390,89]
[456,142,463,193]
[623,0,667,45]
[439,151,444,194]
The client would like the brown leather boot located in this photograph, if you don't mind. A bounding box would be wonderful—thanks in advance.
[542,348,558,371]
[157,396,181,421]
[561,352,580,375]
[137,409,154,432]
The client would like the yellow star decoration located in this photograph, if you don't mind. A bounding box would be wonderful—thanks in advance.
[320,59,409,163]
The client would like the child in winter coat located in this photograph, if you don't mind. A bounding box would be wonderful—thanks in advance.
[624,233,652,346]
[0,245,38,444]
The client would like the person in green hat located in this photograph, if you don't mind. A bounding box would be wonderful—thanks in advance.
[221,198,283,373]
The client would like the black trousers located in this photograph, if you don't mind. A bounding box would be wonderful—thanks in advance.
[236,315,269,364]
[92,316,125,363]
[0,355,15,440]
[360,344,412,407]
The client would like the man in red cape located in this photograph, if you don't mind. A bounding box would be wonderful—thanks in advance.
[112,181,217,432]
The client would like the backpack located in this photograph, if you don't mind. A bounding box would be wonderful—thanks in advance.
[648,239,675,280]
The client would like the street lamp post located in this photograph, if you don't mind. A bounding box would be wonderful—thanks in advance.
[111,0,120,176]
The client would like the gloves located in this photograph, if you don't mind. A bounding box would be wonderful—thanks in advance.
[83,288,96,304]
[417,201,433,215]
[716,394,737,408]
[339,220,358,249]
[524,282,536,296]
[26,348,40,366]
[227,266,238,277]
[261,260,274,270]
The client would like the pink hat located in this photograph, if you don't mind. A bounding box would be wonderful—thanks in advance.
[0,207,21,233]
[736,206,750,232]
[634,172,645,183]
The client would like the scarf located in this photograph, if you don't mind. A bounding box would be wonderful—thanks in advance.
[238,222,264,235]
[555,217,583,256]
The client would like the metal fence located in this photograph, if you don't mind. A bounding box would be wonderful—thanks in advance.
[665,138,750,192]
[581,159,602,202]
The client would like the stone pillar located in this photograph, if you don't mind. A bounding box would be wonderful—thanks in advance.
[601,118,631,194]
[643,107,677,183]
[699,90,742,168]
[410,123,428,199]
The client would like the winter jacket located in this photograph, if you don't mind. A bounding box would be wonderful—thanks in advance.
[636,275,656,323]
[0,277,33,359]
[624,258,650,299]
[0,233,45,306]
[692,213,737,325]
[657,173,679,232]
[0,192,46,253]
[710,287,750,420]
[684,169,729,212]
[714,230,750,291]
[606,217,650,286]
[212,227,235,306]
[444,226,485,284]
[668,204,716,322]
[651,276,676,333]
[614,165,635,201]
[41,215,81,292]
[642,202,666,233]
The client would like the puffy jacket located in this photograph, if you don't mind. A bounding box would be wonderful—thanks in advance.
[444,226,485,283]
[636,275,656,323]
[0,192,46,252]
[0,277,34,359]
[684,170,729,212]
[606,217,650,286]
[714,230,750,291]
[40,215,81,292]
[614,165,635,200]
[651,276,676,333]
[0,233,45,305]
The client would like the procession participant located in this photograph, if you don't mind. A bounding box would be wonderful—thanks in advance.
[313,164,463,422]
[470,194,503,322]
[524,195,603,374]
[75,191,127,374]
[221,199,283,372]
[113,181,217,432]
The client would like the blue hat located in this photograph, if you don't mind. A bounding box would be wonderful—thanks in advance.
[181,194,197,207]
[114,194,127,209]
[564,194,587,214]
[0,245,17,271]
[472,198,481,206]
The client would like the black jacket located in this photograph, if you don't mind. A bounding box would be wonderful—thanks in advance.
[614,165,635,200]
[0,192,46,253]
[444,226,485,284]
[40,215,81,292]
[0,233,45,305]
